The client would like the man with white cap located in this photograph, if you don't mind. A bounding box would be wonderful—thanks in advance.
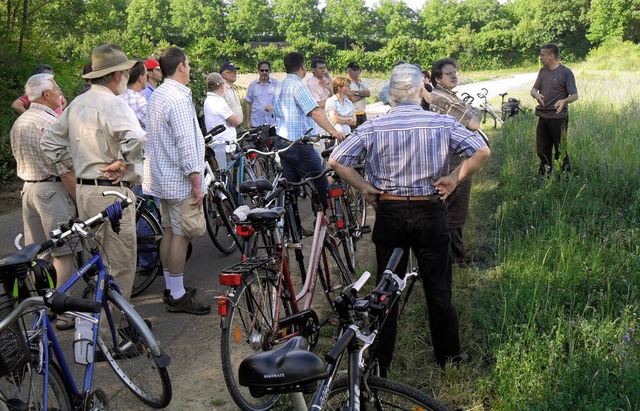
[329,63,490,372]
[42,43,145,305]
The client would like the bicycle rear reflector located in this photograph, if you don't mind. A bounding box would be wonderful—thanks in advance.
[236,225,255,237]
[219,273,242,286]
[217,296,228,316]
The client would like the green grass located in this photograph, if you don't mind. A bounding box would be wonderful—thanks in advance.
[380,68,640,410]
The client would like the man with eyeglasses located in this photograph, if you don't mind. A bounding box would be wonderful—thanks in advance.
[245,61,280,129]
[345,61,370,127]
[143,58,162,101]
[219,61,243,124]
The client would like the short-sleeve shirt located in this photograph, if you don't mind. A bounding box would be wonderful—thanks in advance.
[325,95,354,135]
[223,83,243,122]
[349,78,369,113]
[430,85,480,130]
[203,92,236,143]
[532,64,577,119]
[245,78,280,127]
[18,94,66,115]
[273,74,318,141]
[306,75,332,103]
[330,103,487,196]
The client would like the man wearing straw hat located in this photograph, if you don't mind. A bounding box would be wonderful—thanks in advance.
[42,43,145,306]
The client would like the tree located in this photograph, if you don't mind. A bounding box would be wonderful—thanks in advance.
[226,0,277,42]
[323,0,370,49]
[272,0,321,43]
[170,0,226,44]
[127,0,172,43]
[373,0,419,41]
[587,0,640,45]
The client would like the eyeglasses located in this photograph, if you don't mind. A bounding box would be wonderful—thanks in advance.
[259,69,270,72]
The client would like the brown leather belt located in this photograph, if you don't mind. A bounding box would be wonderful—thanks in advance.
[379,193,442,202]
[77,178,132,189]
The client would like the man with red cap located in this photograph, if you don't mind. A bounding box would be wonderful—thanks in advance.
[143,58,162,101]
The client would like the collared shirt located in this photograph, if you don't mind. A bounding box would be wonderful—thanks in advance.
[306,75,332,103]
[142,83,155,101]
[120,88,148,130]
[274,74,318,140]
[325,95,354,135]
[245,77,280,126]
[349,78,369,112]
[430,85,480,129]
[41,85,145,183]
[330,103,487,197]
[223,83,243,122]
[144,79,205,199]
[18,94,66,115]
[203,92,236,143]
[11,103,70,181]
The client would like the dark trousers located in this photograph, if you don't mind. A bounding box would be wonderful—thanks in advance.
[446,155,472,262]
[536,116,570,175]
[276,137,329,208]
[372,200,461,369]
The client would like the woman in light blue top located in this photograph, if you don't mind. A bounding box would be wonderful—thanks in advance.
[325,76,356,134]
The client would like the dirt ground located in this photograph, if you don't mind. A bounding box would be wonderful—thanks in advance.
[0,178,21,216]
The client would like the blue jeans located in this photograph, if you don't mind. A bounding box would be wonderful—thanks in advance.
[276,137,329,209]
[371,199,460,369]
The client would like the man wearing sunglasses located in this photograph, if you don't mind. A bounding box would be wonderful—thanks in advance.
[346,61,370,127]
[245,61,280,129]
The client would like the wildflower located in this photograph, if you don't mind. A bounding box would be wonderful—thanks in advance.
[628,327,635,334]
[623,334,631,343]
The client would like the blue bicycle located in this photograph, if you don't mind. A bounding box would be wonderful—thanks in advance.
[0,191,171,409]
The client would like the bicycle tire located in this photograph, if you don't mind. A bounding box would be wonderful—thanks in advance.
[99,289,172,408]
[132,210,162,297]
[0,350,72,411]
[318,241,352,309]
[221,266,295,411]
[326,375,450,411]
[347,185,367,229]
[205,189,240,255]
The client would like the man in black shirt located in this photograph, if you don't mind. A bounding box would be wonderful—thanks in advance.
[530,43,578,175]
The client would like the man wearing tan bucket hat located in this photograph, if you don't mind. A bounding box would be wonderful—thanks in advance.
[42,44,145,318]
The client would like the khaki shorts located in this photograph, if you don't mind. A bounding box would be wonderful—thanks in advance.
[160,198,206,239]
[22,181,77,257]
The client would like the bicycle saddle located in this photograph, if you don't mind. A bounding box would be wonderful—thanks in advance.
[0,243,41,271]
[240,178,273,194]
[247,207,285,222]
[239,336,327,397]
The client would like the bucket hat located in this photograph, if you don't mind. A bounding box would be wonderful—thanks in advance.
[82,44,136,79]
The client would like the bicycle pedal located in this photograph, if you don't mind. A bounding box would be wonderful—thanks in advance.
[360,225,371,234]
[287,243,304,250]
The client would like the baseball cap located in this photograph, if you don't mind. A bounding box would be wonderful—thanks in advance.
[145,59,160,70]
[389,63,423,91]
[347,62,360,70]
[207,72,225,86]
[219,61,237,73]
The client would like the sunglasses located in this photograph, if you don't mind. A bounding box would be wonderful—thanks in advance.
[259,69,270,72]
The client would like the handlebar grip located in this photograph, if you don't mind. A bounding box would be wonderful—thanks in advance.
[325,327,356,364]
[39,239,56,253]
[206,124,226,137]
[384,248,405,273]
[47,292,102,314]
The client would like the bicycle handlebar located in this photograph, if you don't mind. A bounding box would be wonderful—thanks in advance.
[0,290,101,332]
[46,191,133,250]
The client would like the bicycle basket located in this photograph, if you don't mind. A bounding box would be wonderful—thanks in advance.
[0,293,30,377]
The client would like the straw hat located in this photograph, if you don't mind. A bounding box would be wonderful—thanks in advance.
[82,44,136,79]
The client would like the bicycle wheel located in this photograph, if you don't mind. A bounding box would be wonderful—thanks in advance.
[132,210,162,297]
[99,289,172,408]
[204,190,238,255]
[347,185,367,229]
[318,241,352,309]
[0,351,72,411]
[221,266,295,411]
[205,188,240,255]
[327,375,450,411]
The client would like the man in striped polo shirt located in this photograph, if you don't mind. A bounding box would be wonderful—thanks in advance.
[329,63,490,371]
